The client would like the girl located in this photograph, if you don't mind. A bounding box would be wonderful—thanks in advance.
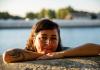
[3,19,100,63]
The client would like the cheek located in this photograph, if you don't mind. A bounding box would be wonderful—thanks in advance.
[55,43,58,48]
[34,39,43,50]
[52,42,59,50]
[55,40,59,46]
[55,40,59,49]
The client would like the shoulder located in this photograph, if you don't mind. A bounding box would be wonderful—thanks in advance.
[62,47,70,51]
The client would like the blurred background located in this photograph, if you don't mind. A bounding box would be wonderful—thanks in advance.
[0,0,100,54]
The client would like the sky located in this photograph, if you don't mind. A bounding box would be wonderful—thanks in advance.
[0,0,100,17]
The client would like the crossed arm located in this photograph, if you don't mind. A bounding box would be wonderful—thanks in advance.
[63,43,100,57]
[37,43,100,60]
[3,43,100,63]
[3,48,43,63]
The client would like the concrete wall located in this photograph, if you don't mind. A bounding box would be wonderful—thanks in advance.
[0,55,100,70]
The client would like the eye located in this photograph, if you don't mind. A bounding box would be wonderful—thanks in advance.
[41,37,47,41]
[51,38,57,40]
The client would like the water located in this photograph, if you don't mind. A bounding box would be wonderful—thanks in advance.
[60,27,100,47]
[0,27,100,54]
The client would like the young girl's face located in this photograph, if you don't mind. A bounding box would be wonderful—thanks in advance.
[34,29,59,54]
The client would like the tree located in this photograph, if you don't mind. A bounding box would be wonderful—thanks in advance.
[67,6,75,13]
[26,12,36,19]
[91,13,97,19]
[11,16,23,19]
[0,12,11,19]
[0,12,23,19]
[47,10,56,19]
[38,9,47,19]
[56,8,69,19]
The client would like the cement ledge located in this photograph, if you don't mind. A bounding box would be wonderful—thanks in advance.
[0,56,100,70]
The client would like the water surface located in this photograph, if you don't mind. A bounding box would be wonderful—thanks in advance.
[0,27,100,54]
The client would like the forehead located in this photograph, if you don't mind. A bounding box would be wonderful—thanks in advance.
[37,29,58,36]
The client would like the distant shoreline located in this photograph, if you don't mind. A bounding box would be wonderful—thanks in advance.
[0,25,100,29]
[0,19,100,29]
[0,27,31,29]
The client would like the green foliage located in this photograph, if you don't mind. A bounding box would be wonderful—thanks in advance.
[36,9,56,19]
[67,6,75,13]
[25,12,37,19]
[91,13,97,19]
[38,9,47,19]
[56,6,75,19]
[56,8,69,19]
[0,6,98,19]
[47,10,56,19]
[0,12,11,19]
[0,12,23,19]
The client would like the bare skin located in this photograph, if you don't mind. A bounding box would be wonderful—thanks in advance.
[3,48,43,63]
[63,43,100,57]
[37,43,100,60]
[3,43,100,63]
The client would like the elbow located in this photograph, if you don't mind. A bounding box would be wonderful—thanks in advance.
[3,50,13,63]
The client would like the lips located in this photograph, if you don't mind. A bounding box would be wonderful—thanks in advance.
[43,49,53,54]
[43,47,53,50]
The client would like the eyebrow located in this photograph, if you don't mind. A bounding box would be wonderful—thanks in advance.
[41,34,47,36]
[41,34,56,37]
[51,35,57,37]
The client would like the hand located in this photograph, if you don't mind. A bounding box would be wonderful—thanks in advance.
[37,52,64,60]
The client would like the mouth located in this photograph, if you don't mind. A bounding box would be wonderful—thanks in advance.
[43,48,52,50]
[43,48,53,52]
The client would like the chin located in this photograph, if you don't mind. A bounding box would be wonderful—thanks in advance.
[46,50,53,54]
[40,49,55,54]
[42,50,52,54]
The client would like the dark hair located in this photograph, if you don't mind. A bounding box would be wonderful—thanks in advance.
[25,19,62,52]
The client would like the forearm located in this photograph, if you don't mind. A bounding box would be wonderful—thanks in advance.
[63,43,100,57]
[3,48,43,63]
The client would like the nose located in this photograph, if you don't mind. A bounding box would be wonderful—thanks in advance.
[45,39,52,45]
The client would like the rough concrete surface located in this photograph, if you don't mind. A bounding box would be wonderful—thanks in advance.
[0,55,100,70]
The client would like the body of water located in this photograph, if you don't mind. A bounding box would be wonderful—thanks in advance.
[0,27,100,54]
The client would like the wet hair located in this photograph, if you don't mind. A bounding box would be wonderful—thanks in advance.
[25,19,62,52]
